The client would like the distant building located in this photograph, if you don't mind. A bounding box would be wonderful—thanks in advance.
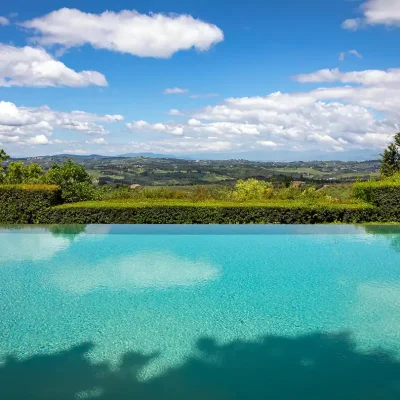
[129,184,142,189]
[291,181,306,188]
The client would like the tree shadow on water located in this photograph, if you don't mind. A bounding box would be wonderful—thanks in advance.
[363,225,400,254]
[1,332,400,399]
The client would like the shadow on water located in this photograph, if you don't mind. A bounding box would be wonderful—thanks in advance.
[1,332,400,399]
[363,226,400,253]
[47,224,87,241]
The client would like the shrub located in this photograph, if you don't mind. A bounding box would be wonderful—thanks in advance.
[353,180,400,220]
[0,185,62,223]
[233,179,273,201]
[44,159,99,203]
[41,200,376,224]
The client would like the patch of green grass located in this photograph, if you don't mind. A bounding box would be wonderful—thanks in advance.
[319,184,354,200]
[55,199,371,210]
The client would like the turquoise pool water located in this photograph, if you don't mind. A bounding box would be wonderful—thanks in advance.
[1,225,400,399]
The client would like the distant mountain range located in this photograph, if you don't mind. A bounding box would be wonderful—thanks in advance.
[118,152,178,159]
[14,150,380,163]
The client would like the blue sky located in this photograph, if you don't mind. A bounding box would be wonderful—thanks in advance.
[0,0,400,160]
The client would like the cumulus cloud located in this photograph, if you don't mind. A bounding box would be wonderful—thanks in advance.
[0,101,123,145]
[0,44,107,87]
[339,49,363,61]
[126,120,184,135]
[125,62,400,154]
[164,87,188,95]
[0,16,9,26]
[27,134,49,145]
[85,138,107,145]
[21,8,224,58]
[342,0,400,30]
[294,67,400,86]
[257,140,279,147]
[127,119,267,137]
[167,109,185,116]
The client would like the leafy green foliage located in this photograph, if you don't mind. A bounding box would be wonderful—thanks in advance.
[0,149,9,184]
[0,149,9,162]
[0,185,62,223]
[44,159,99,203]
[3,162,44,184]
[233,179,273,201]
[353,179,400,220]
[380,133,400,177]
[41,199,376,224]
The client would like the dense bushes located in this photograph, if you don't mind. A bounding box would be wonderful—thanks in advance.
[100,180,340,204]
[0,185,62,223]
[41,200,376,224]
[353,179,400,220]
[1,149,99,203]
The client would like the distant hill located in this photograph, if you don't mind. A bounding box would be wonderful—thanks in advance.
[118,152,177,159]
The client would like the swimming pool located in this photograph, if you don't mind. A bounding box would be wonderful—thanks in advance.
[1,225,400,399]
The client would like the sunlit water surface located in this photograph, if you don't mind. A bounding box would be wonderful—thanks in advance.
[1,225,400,399]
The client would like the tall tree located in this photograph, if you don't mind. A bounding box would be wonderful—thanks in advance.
[0,149,9,163]
[380,133,400,178]
[0,149,9,184]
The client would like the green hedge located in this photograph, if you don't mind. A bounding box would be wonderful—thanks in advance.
[0,185,62,223]
[41,200,377,224]
[353,181,400,220]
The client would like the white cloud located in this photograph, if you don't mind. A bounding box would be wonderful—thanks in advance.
[0,134,20,143]
[343,0,400,30]
[164,87,188,95]
[339,49,363,61]
[126,120,184,135]
[167,109,185,116]
[0,101,123,145]
[127,119,268,137]
[21,8,224,58]
[0,44,107,87]
[342,18,364,30]
[125,62,400,154]
[294,67,400,86]
[86,138,107,145]
[27,134,49,145]
[0,16,9,26]
[257,140,279,147]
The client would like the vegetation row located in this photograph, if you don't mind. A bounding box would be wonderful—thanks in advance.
[1,133,400,224]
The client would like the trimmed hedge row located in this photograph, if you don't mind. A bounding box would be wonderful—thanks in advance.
[0,185,62,223]
[41,201,377,224]
[353,181,400,220]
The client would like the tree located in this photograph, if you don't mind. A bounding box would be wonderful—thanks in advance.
[0,149,9,184]
[4,161,25,184]
[380,144,399,178]
[4,161,44,184]
[44,158,98,202]
[380,133,400,178]
[0,149,9,162]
